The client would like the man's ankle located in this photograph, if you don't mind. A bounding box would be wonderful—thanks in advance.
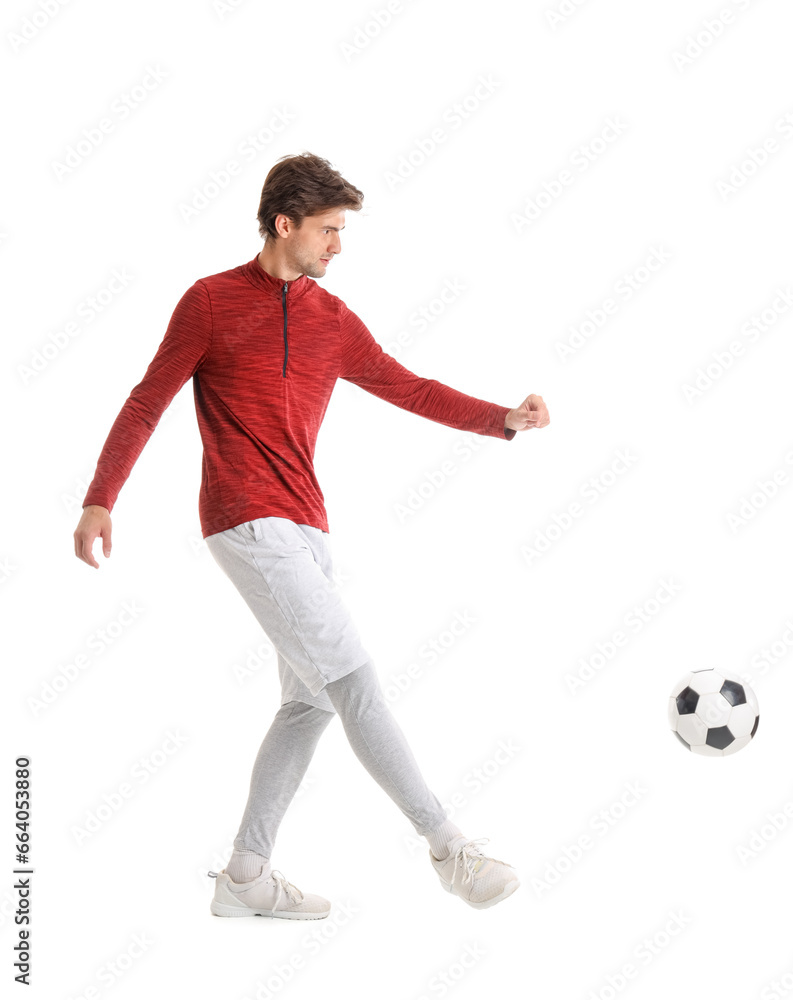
[426,819,464,861]
[227,849,271,883]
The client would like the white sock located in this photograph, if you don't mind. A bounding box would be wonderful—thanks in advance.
[227,849,272,883]
[426,819,465,861]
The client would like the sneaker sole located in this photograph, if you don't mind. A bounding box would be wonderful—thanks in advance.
[210,900,330,920]
[437,875,520,910]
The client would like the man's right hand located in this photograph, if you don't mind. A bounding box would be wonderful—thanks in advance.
[74,505,112,569]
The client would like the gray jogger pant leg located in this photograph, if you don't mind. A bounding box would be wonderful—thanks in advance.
[235,662,449,858]
[207,516,449,858]
[323,662,449,835]
[233,700,335,859]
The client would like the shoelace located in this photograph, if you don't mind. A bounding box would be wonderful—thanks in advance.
[269,869,304,911]
[450,838,511,887]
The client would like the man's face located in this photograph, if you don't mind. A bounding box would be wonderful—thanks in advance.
[281,208,346,279]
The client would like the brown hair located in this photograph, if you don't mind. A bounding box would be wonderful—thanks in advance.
[257,152,364,242]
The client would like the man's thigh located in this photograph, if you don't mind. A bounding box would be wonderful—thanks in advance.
[205,516,370,705]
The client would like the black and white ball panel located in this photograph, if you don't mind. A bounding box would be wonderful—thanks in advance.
[668,668,760,757]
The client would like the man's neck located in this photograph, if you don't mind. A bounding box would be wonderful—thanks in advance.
[257,247,302,282]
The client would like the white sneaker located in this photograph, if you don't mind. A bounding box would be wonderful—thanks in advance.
[208,868,330,919]
[430,837,520,909]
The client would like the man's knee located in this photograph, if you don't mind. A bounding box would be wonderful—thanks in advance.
[325,663,387,714]
[280,700,336,724]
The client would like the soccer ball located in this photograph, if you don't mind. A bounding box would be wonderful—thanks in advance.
[668,668,759,756]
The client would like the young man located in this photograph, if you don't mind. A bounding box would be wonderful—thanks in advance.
[73,151,550,919]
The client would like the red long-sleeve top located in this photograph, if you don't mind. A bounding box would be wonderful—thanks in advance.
[83,253,515,537]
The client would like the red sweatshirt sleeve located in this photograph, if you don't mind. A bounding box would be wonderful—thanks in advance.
[82,280,213,513]
[338,301,515,440]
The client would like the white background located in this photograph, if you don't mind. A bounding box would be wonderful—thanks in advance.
[4,0,793,998]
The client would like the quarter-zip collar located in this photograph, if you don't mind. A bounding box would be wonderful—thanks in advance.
[241,253,312,300]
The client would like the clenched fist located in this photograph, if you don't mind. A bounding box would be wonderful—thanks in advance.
[505,394,550,433]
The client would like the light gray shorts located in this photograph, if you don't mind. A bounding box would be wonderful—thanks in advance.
[205,517,372,712]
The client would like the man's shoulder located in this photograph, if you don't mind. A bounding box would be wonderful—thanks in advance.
[297,280,353,320]
[192,259,251,290]
[311,281,345,310]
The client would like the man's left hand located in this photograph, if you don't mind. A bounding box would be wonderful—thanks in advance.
[505,394,550,433]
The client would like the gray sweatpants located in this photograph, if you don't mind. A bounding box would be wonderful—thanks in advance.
[205,517,448,858]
